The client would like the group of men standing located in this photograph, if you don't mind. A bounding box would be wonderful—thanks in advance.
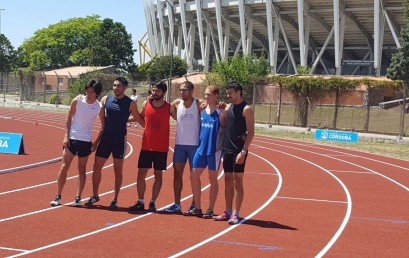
[50,77,254,225]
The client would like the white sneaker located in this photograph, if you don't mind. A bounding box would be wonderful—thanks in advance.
[50,195,61,206]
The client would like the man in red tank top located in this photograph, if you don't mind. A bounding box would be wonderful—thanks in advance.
[129,81,175,212]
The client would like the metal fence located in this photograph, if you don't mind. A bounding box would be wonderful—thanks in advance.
[2,72,408,137]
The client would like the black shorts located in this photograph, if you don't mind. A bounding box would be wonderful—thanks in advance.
[95,134,127,159]
[223,151,248,173]
[66,139,92,158]
[138,150,168,170]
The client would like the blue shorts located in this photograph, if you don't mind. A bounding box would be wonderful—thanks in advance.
[173,144,198,165]
[192,151,222,171]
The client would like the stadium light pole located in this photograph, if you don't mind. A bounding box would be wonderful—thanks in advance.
[0,9,5,35]
[164,0,174,101]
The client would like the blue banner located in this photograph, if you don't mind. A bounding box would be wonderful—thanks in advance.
[315,129,358,143]
[0,132,25,154]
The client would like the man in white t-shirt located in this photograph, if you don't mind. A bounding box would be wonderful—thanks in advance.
[50,79,105,207]
[164,81,201,213]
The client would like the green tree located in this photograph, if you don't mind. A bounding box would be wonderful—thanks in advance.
[88,18,135,71]
[147,55,187,81]
[19,16,135,72]
[20,16,101,70]
[212,55,269,85]
[0,34,15,73]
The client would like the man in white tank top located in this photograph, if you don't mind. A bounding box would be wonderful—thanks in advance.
[50,80,105,207]
[164,81,202,213]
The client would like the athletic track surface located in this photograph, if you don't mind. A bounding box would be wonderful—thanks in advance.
[0,108,408,258]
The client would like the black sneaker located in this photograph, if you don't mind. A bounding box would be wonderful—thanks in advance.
[50,195,61,206]
[109,199,118,209]
[128,200,144,211]
[85,195,100,207]
[74,196,82,207]
[148,201,156,212]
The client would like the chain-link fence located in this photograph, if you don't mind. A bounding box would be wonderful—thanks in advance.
[251,83,408,137]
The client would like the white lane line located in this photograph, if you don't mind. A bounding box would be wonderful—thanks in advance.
[0,247,28,252]
[0,144,135,222]
[5,160,224,257]
[250,144,352,258]
[259,136,409,171]
[256,138,409,192]
[329,170,375,174]
[0,130,143,196]
[0,158,62,175]
[276,196,348,204]
[169,151,282,258]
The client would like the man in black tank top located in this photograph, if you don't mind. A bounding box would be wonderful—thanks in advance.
[215,82,255,225]
[85,77,144,209]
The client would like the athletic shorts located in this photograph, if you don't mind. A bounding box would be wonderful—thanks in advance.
[173,144,198,165]
[192,150,222,171]
[223,151,248,173]
[95,134,127,159]
[66,139,92,158]
[138,150,168,170]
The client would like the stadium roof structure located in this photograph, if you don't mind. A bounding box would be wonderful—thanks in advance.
[143,0,405,76]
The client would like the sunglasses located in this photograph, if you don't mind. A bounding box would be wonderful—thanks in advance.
[179,88,190,92]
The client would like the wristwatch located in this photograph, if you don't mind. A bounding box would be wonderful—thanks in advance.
[240,149,247,155]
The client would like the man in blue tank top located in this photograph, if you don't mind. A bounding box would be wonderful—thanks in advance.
[85,77,144,209]
[214,82,255,225]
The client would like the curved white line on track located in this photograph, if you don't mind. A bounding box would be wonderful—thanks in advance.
[0,157,62,175]
[0,143,134,222]
[6,157,224,257]
[256,135,409,171]
[169,151,283,257]
[254,139,409,192]
[250,144,352,258]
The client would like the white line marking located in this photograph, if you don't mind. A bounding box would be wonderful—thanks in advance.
[276,196,348,204]
[0,158,62,175]
[0,247,28,252]
[5,157,224,257]
[254,138,409,192]
[250,144,352,258]
[169,152,283,257]
[329,170,374,174]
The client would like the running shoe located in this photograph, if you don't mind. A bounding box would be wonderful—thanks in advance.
[74,196,82,207]
[85,195,100,207]
[228,214,240,225]
[214,210,231,221]
[164,203,181,213]
[109,199,118,209]
[183,207,202,217]
[148,201,157,212]
[50,195,61,206]
[128,200,145,211]
[202,209,214,219]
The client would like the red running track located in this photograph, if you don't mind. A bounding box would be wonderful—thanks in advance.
[0,108,408,257]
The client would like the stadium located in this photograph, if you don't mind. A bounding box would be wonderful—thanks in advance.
[143,0,405,76]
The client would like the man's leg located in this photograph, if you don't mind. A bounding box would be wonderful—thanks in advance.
[208,169,219,211]
[76,155,89,198]
[233,173,244,212]
[151,169,163,201]
[92,156,107,197]
[113,158,124,200]
[173,162,186,204]
[137,168,149,200]
[190,168,205,210]
[224,173,235,212]
[56,149,75,196]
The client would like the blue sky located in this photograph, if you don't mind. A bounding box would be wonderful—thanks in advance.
[1,0,148,64]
